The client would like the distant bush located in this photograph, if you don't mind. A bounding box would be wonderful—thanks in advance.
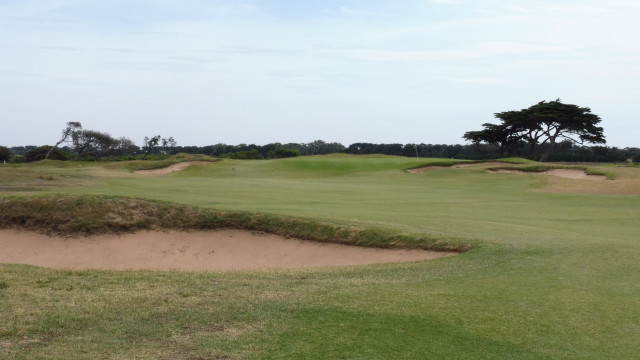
[9,155,25,163]
[224,150,264,160]
[97,155,137,162]
[136,153,171,161]
[0,146,10,162]
[25,146,70,162]
[268,148,301,159]
[77,154,97,161]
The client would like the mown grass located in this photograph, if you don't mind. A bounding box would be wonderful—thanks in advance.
[1,155,640,359]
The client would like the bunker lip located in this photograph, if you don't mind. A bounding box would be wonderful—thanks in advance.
[133,161,211,175]
[0,229,457,272]
[488,168,606,180]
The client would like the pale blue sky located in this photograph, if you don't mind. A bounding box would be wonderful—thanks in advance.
[1,0,638,147]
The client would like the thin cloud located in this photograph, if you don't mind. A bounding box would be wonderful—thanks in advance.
[324,41,573,63]
[0,0,638,147]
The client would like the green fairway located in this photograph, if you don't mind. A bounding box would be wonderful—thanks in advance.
[1,156,639,359]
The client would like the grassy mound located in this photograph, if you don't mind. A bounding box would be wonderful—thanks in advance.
[121,153,219,172]
[0,195,473,252]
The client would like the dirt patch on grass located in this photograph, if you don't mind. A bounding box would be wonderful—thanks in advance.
[134,161,211,175]
[0,230,456,272]
[489,168,606,180]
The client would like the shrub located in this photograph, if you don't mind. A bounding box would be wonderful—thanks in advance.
[25,146,70,162]
[136,153,171,161]
[98,155,137,162]
[268,148,301,159]
[9,155,25,163]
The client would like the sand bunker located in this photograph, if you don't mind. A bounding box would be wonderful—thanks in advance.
[134,161,210,175]
[0,230,456,272]
[490,168,606,180]
[451,162,510,169]
[408,162,509,173]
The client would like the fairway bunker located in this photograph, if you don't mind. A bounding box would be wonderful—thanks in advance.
[489,168,606,180]
[0,230,456,272]
[408,162,510,173]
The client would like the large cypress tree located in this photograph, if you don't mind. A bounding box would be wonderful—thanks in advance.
[463,99,605,161]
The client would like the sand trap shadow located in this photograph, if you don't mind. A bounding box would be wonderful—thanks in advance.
[0,230,457,272]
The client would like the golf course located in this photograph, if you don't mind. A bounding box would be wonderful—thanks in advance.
[1,155,639,359]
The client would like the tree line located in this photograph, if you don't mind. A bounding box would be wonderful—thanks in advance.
[2,100,639,164]
[4,140,638,164]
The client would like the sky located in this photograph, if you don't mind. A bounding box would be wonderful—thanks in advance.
[1,0,639,148]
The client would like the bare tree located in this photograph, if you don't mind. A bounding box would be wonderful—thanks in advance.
[45,122,82,160]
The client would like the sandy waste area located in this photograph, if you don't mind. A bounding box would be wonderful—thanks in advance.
[0,230,456,271]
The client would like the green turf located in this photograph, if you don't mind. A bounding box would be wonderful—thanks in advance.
[1,155,639,359]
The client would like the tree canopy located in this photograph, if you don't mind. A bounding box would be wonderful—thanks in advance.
[463,99,606,161]
[268,148,301,159]
[45,122,138,161]
[71,130,137,160]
